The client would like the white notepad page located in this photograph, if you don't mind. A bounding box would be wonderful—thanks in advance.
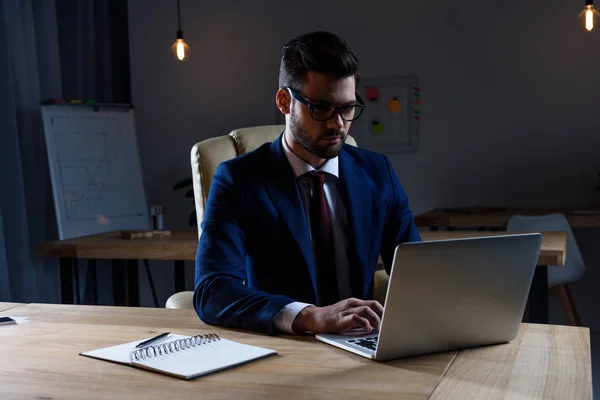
[81,334,277,380]
[132,338,277,379]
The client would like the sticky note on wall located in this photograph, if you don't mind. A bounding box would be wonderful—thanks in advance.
[387,97,402,113]
[366,87,379,102]
[370,120,384,136]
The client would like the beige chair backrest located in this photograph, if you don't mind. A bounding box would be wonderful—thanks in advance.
[190,125,357,237]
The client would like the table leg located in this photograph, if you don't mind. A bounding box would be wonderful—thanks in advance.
[59,257,74,304]
[88,259,98,304]
[112,260,126,306]
[174,260,186,293]
[73,259,80,304]
[528,265,549,324]
[127,260,140,307]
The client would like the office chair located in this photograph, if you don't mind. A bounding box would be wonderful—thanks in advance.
[507,213,585,326]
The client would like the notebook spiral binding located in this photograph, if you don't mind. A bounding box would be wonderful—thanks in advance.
[129,334,220,362]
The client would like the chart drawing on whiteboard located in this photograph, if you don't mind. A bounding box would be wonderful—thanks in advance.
[42,105,150,239]
[51,116,145,221]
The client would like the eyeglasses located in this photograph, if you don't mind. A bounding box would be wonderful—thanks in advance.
[286,87,366,122]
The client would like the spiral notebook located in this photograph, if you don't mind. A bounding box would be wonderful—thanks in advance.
[80,333,277,380]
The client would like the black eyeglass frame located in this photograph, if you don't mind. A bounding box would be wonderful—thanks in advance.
[285,86,367,122]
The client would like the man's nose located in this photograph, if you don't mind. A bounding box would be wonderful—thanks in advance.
[327,111,344,130]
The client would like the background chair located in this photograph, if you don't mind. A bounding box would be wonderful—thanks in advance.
[506,213,585,326]
[166,125,371,309]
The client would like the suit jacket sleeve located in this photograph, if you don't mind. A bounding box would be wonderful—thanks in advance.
[378,154,422,274]
[194,162,295,335]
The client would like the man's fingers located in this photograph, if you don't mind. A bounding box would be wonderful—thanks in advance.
[339,314,372,332]
[350,306,381,330]
[341,307,380,331]
[343,299,384,318]
[369,300,384,317]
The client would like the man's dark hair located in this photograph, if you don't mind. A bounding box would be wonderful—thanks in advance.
[279,31,359,90]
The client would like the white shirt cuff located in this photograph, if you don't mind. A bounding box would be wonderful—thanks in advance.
[272,301,313,333]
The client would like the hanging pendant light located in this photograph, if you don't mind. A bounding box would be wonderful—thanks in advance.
[171,0,189,60]
[580,0,599,31]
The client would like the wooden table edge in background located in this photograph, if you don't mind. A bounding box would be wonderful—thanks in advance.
[37,230,198,260]
[420,230,567,266]
[38,230,567,265]
[414,207,600,229]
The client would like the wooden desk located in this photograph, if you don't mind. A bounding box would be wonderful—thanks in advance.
[39,230,566,324]
[0,303,25,312]
[431,323,592,399]
[0,303,591,399]
[415,207,600,229]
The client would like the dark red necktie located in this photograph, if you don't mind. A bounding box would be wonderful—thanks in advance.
[305,171,339,306]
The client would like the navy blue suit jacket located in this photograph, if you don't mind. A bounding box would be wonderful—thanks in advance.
[194,135,421,335]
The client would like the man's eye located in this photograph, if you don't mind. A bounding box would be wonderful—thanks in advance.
[312,105,332,113]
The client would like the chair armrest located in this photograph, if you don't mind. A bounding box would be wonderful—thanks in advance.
[165,291,194,309]
[373,270,390,305]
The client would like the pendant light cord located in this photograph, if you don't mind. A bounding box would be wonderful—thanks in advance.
[177,0,182,31]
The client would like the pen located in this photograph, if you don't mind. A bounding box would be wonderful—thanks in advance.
[136,332,170,348]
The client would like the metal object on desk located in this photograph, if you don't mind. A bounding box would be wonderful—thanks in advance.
[151,205,164,230]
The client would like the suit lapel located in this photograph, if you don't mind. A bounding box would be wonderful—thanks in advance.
[339,148,372,297]
[264,137,318,292]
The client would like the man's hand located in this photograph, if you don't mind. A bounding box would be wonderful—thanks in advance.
[292,298,383,334]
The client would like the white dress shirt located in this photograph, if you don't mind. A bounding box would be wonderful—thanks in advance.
[272,135,351,333]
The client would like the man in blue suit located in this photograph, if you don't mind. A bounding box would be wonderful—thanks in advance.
[195,31,421,335]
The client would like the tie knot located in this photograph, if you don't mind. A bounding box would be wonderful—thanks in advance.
[305,171,327,186]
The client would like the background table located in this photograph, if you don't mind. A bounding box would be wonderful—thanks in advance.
[0,303,591,400]
[39,231,198,306]
[39,230,567,324]
[415,207,600,229]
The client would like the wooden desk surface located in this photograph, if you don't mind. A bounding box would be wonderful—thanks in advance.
[0,304,455,400]
[431,323,592,400]
[39,230,567,266]
[415,207,600,229]
[0,303,591,400]
[420,231,567,266]
[0,303,25,312]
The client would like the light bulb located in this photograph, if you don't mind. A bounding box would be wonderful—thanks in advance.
[171,38,189,61]
[580,4,599,31]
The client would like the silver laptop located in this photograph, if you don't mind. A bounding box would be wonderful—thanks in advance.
[315,233,543,361]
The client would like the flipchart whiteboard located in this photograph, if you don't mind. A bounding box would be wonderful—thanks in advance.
[41,104,150,239]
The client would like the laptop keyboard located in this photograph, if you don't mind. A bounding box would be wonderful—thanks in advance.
[347,336,378,351]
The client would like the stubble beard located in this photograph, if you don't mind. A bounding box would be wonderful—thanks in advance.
[289,112,346,160]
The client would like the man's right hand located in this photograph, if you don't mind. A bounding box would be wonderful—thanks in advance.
[291,297,383,334]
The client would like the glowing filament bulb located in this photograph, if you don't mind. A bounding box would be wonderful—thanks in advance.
[580,4,599,32]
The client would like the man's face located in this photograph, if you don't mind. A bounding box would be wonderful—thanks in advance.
[288,72,356,160]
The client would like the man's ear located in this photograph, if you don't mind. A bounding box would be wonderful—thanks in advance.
[276,88,291,115]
